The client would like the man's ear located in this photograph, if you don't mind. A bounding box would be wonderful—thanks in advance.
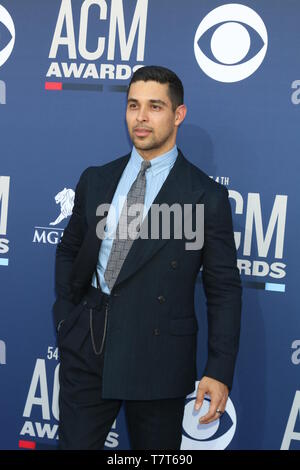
[175,104,187,127]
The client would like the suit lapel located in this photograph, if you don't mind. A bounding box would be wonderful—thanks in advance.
[70,154,130,288]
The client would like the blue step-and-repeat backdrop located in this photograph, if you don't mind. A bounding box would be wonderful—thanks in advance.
[0,0,299,450]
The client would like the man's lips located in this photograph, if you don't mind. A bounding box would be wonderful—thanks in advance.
[134,128,152,137]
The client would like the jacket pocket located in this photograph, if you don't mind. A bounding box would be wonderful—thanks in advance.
[57,301,85,342]
[53,297,78,330]
[169,316,198,335]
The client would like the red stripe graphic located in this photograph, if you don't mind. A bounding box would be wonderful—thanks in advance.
[18,440,36,449]
[45,82,62,91]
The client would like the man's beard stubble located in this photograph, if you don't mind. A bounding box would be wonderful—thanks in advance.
[130,128,174,153]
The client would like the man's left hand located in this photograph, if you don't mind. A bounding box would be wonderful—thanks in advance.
[194,376,229,424]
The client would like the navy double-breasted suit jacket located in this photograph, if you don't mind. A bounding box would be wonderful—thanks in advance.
[53,149,242,400]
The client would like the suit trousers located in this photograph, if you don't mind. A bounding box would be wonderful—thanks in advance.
[57,285,186,450]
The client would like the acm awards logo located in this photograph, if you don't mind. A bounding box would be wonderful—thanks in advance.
[230,189,287,286]
[20,354,119,448]
[33,187,75,245]
[210,176,288,287]
[0,4,15,104]
[194,3,268,83]
[46,0,148,83]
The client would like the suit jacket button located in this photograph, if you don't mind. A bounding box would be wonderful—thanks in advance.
[170,260,178,269]
[157,295,166,303]
[153,328,160,335]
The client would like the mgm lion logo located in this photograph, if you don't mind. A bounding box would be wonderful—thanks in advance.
[49,188,75,226]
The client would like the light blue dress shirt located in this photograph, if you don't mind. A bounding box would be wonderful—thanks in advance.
[91,145,178,294]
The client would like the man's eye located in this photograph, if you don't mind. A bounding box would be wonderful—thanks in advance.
[152,105,161,110]
[129,104,137,109]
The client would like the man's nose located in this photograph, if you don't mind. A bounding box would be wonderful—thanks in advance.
[136,106,148,122]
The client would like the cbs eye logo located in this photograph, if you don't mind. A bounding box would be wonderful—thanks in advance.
[194,3,268,83]
[0,4,15,68]
[181,386,237,450]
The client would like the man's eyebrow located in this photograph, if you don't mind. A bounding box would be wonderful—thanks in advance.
[149,99,167,107]
[127,98,168,107]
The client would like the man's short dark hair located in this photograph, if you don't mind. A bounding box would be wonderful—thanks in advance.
[127,65,184,111]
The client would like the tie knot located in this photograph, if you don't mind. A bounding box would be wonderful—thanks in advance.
[140,160,151,176]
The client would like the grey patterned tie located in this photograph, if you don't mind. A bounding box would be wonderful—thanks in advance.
[104,159,151,292]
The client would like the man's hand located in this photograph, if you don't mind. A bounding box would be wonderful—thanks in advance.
[194,376,229,424]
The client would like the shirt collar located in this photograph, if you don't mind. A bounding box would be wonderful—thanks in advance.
[130,145,178,176]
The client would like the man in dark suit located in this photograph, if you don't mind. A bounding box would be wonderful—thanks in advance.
[53,65,242,450]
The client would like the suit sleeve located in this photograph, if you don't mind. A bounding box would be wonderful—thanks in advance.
[52,168,89,328]
[202,186,242,390]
